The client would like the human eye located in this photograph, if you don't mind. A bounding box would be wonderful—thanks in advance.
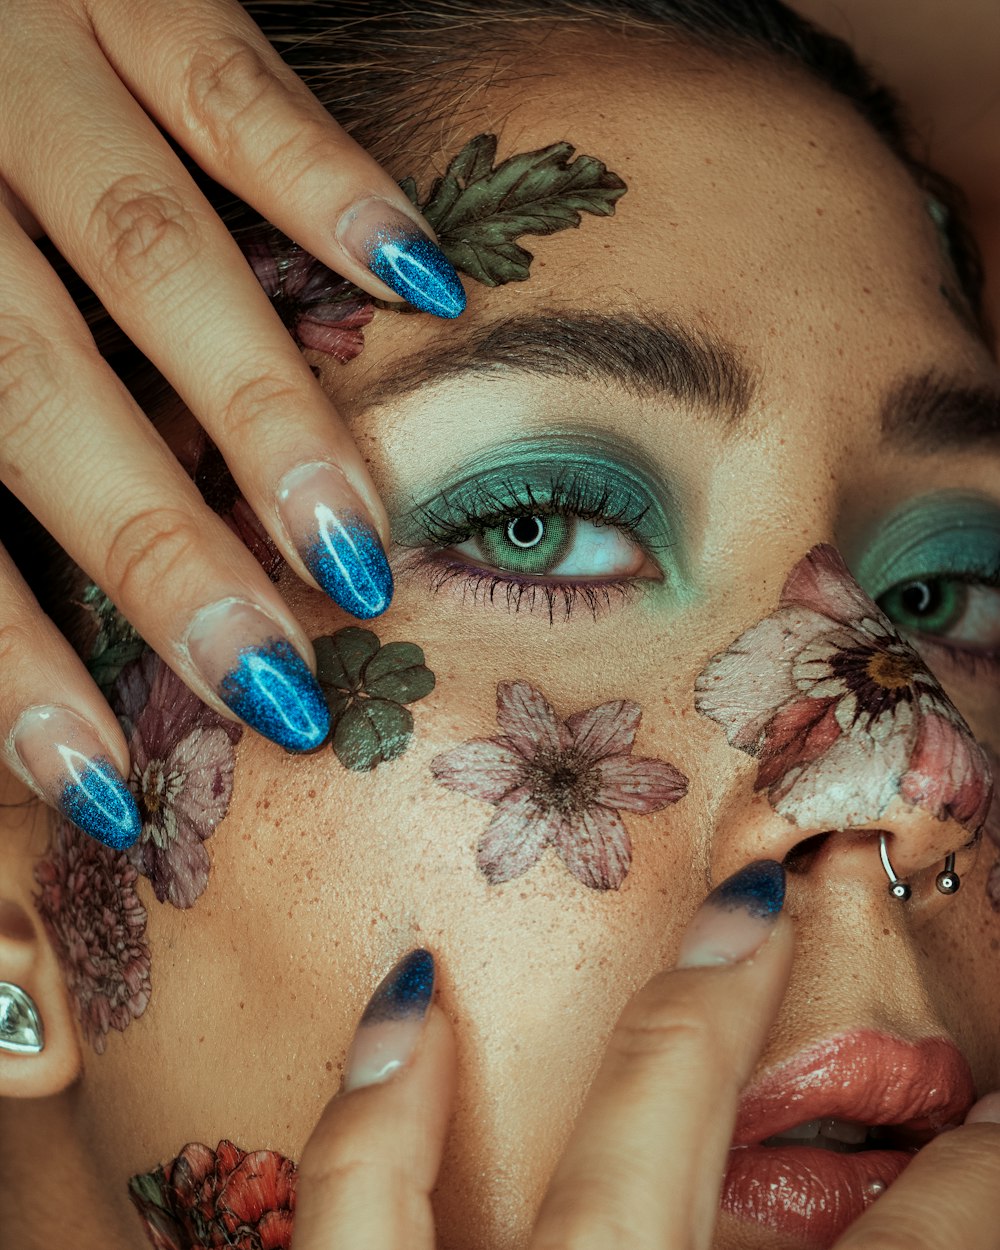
[396,440,673,620]
[856,492,1000,676]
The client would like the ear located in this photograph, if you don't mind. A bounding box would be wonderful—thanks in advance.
[0,800,82,1098]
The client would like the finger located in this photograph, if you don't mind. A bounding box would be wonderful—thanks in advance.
[531,861,793,1250]
[90,0,466,315]
[1,7,406,621]
[0,207,331,753]
[832,1121,1000,1249]
[292,950,455,1250]
[0,543,140,850]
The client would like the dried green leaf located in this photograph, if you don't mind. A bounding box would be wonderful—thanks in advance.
[81,584,145,693]
[363,641,436,703]
[332,699,414,771]
[314,627,379,691]
[417,133,627,286]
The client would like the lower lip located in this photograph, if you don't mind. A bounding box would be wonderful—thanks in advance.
[721,1145,914,1247]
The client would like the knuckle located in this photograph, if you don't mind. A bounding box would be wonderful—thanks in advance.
[182,36,280,158]
[103,506,204,604]
[610,1001,719,1068]
[84,174,200,293]
[0,315,63,456]
[253,118,339,196]
[0,618,35,672]
[215,370,303,444]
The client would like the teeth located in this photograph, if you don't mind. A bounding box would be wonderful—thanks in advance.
[763,1118,870,1147]
[773,1119,823,1141]
[820,1118,868,1145]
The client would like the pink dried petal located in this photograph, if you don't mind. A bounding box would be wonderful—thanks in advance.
[476,788,559,884]
[553,803,632,890]
[430,738,527,801]
[900,711,993,834]
[592,753,688,811]
[495,681,568,757]
[755,696,841,791]
[295,317,368,361]
[241,238,282,296]
[565,699,641,763]
[781,543,878,624]
[772,725,911,828]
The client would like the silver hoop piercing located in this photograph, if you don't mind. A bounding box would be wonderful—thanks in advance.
[878,833,911,901]
[0,982,44,1054]
[935,853,960,895]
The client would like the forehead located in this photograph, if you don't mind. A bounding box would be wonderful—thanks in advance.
[334,44,989,412]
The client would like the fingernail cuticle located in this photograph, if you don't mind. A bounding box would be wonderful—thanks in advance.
[11,706,141,850]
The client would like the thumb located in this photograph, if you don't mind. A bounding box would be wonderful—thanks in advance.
[292,949,456,1250]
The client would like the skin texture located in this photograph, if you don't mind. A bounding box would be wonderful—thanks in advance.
[1,33,1000,1250]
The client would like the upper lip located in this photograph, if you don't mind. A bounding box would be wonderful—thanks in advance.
[734,1030,976,1148]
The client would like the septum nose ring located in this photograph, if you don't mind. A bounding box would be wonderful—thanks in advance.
[878,833,960,901]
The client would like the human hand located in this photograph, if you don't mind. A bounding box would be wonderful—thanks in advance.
[292,861,1000,1249]
[0,0,465,848]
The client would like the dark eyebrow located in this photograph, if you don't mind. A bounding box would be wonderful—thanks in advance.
[353,310,756,423]
[880,371,1000,451]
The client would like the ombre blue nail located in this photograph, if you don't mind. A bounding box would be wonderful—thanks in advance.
[360,949,435,1025]
[217,638,330,753]
[708,860,785,919]
[60,756,142,851]
[305,510,393,620]
[365,227,466,319]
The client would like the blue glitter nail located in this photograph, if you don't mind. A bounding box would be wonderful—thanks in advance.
[365,226,466,319]
[60,755,142,851]
[360,949,435,1025]
[305,508,393,619]
[708,860,785,919]
[217,638,330,753]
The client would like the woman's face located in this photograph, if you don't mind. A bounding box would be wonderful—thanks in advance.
[26,44,1000,1250]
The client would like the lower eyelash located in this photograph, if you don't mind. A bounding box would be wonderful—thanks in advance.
[402,552,643,624]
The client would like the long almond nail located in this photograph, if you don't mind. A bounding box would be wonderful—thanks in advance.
[676,860,785,969]
[276,462,393,619]
[184,600,330,753]
[965,1091,1000,1124]
[9,705,141,849]
[342,948,435,1092]
[337,199,466,318]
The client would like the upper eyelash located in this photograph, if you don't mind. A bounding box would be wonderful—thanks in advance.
[409,471,659,550]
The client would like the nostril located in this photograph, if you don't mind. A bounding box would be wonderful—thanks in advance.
[783,831,832,875]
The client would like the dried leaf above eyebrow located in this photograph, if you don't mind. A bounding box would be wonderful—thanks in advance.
[235,133,628,363]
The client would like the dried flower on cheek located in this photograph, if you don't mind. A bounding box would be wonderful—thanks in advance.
[695,544,993,838]
[432,681,688,889]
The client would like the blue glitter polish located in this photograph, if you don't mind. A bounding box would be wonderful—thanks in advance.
[217,637,331,753]
[304,508,393,620]
[708,860,786,918]
[365,226,466,319]
[360,949,435,1025]
[60,755,142,851]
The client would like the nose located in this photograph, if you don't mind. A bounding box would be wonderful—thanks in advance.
[693,543,993,898]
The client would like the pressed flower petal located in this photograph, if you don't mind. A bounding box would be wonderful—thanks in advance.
[495,681,568,757]
[755,696,841,791]
[566,699,641,762]
[553,803,632,889]
[900,711,993,833]
[983,746,1000,849]
[695,610,829,751]
[988,857,1000,911]
[363,641,436,703]
[771,726,911,828]
[592,754,688,810]
[781,544,877,623]
[314,627,380,690]
[477,788,558,883]
[431,738,527,801]
[332,698,413,771]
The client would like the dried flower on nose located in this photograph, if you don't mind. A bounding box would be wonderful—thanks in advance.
[432,681,688,889]
[695,544,992,834]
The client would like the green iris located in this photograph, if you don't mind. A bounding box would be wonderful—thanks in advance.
[478,514,572,574]
[878,577,967,635]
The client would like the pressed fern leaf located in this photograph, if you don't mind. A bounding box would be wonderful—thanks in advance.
[406,133,628,286]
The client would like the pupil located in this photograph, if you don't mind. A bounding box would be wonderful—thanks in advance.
[900,580,935,615]
[507,517,544,548]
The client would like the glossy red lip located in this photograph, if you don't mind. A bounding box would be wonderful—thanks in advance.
[721,1031,976,1248]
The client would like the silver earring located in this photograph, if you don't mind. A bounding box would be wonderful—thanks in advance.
[878,835,961,900]
[0,982,44,1054]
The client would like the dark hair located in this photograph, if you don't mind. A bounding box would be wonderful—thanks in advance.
[2,0,989,639]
